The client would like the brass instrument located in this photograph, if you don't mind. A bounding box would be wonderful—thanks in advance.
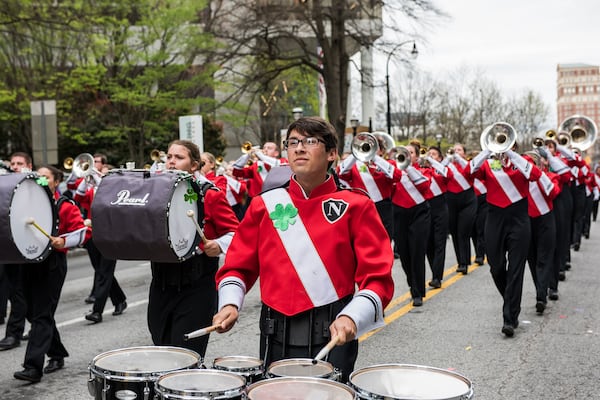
[523,150,542,168]
[63,157,74,170]
[241,141,257,154]
[480,122,517,154]
[371,131,396,157]
[557,133,571,147]
[351,133,379,162]
[532,137,545,149]
[446,148,455,156]
[71,153,102,184]
[150,149,166,162]
[389,146,411,170]
[557,114,597,151]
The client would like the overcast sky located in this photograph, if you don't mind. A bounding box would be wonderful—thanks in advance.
[414,0,600,127]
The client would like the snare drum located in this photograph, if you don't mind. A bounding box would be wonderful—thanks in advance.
[266,358,340,381]
[87,346,200,400]
[213,356,264,384]
[349,364,473,400]
[245,377,356,400]
[0,173,56,263]
[155,369,246,400]
[91,170,200,262]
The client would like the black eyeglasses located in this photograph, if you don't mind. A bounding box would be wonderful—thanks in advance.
[283,137,325,149]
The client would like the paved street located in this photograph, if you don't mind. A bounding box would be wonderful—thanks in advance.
[0,220,598,399]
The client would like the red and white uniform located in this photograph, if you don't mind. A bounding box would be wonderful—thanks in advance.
[216,175,394,336]
[232,154,288,198]
[391,163,432,208]
[526,170,561,218]
[337,156,396,201]
[224,175,247,208]
[421,160,450,199]
[466,153,543,208]
[446,157,473,194]
[54,192,91,253]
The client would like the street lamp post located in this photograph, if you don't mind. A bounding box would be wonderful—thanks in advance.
[386,41,418,137]
[351,118,359,137]
[292,107,304,121]
[436,133,442,149]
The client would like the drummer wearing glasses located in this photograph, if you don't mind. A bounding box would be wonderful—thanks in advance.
[213,117,394,382]
[147,140,239,359]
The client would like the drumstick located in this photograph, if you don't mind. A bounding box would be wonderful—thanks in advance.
[183,324,220,341]
[186,209,208,245]
[313,334,341,364]
[26,217,51,239]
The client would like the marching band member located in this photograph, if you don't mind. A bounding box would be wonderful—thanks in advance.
[592,163,600,222]
[422,146,450,288]
[232,142,286,205]
[391,142,432,307]
[14,165,90,383]
[0,153,32,352]
[468,150,489,267]
[444,144,477,274]
[74,156,128,324]
[148,140,239,360]
[336,135,396,242]
[522,151,564,315]
[213,117,394,383]
[224,162,248,221]
[466,133,545,337]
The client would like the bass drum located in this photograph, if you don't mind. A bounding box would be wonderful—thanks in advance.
[155,369,246,400]
[0,173,56,263]
[349,364,473,400]
[91,169,200,262]
[87,346,200,400]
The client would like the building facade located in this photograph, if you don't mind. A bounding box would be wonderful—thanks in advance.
[556,63,600,125]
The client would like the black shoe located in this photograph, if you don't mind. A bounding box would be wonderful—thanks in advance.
[113,301,127,316]
[43,358,64,374]
[14,368,42,383]
[565,262,571,271]
[456,265,468,274]
[474,258,484,265]
[0,336,20,351]
[85,311,102,323]
[22,330,30,341]
[535,301,546,315]
[412,297,423,307]
[84,295,96,304]
[502,325,514,337]
[573,243,580,251]
[584,232,589,239]
[558,271,566,281]
[428,279,442,289]
[548,289,559,301]
[394,253,400,259]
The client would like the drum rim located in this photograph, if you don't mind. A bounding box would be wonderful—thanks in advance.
[155,369,246,397]
[266,357,334,378]
[246,376,356,398]
[89,346,200,381]
[212,355,264,374]
[348,363,473,400]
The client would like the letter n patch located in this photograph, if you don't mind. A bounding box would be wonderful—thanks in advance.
[322,198,349,224]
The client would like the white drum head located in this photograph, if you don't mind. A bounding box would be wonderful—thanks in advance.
[169,181,198,258]
[350,364,473,400]
[213,356,263,373]
[91,346,199,379]
[156,370,246,398]
[246,377,355,400]
[267,358,333,378]
[10,177,53,260]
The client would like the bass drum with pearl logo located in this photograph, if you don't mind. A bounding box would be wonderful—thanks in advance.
[91,169,201,262]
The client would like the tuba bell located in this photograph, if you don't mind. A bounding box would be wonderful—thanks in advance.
[480,122,517,154]
[557,114,597,151]
[371,131,396,158]
[351,133,379,163]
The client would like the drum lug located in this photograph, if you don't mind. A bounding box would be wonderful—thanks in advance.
[87,378,96,397]
[143,385,150,400]
[102,385,110,400]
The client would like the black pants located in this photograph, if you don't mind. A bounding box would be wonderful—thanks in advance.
[528,212,556,303]
[394,202,431,299]
[259,297,358,383]
[148,257,218,359]
[471,194,488,260]
[592,198,598,222]
[485,199,530,327]
[21,252,69,373]
[426,195,448,281]
[582,194,593,238]
[86,238,126,309]
[550,187,572,290]
[2,264,26,340]
[375,198,394,241]
[446,188,477,267]
[570,184,586,246]
[0,264,8,321]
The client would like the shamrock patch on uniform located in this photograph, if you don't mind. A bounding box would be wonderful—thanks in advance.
[322,198,349,223]
[270,203,298,231]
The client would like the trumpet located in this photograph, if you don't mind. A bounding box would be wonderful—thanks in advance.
[150,149,167,163]
[63,157,74,170]
[241,141,259,154]
[71,152,102,184]
[532,137,545,149]
[389,146,411,170]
